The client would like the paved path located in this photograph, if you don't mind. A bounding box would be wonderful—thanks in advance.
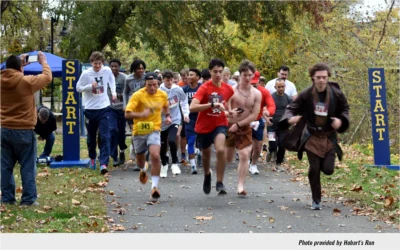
[104,153,397,233]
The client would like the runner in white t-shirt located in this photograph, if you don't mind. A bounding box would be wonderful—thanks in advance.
[265,66,297,100]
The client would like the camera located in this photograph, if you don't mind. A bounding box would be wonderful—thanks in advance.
[25,55,38,63]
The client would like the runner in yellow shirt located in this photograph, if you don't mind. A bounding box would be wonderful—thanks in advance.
[125,72,172,201]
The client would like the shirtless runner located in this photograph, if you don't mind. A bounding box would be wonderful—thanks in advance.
[225,60,261,196]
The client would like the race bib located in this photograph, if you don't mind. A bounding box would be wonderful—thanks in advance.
[314,102,328,116]
[137,121,154,135]
[168,95,179,108]
[208,94,223,114]
[268,132,276,142]
[92,86,104,96]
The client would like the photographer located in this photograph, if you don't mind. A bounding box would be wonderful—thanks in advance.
[1,51,52,206]
[35,106,57,159]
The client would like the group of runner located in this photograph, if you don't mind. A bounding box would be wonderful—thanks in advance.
[77,52,300,202]
[124,58,289,201]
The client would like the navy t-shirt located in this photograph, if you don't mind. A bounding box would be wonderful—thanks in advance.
[182,83,202,122]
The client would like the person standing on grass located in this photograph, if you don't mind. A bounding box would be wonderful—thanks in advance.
[1,51,52,206]
[190,58,234,196]
[224,60,261,196]
[35,105,57,159]
[280,63,349,210]
[159,70,190,178]
[125,72,172,201]
[76,51,116,175]
[124,59,146,171]
[266,78,292,171]
[182,68,202,174]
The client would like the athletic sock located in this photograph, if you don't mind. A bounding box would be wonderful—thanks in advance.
[151,176,160,189]
[190,159,196,167]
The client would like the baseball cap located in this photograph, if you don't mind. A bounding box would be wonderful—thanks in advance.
[251,71,260,84]
[145,72,158,81]
[234,71,240,76]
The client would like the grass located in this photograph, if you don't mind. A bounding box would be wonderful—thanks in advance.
[0,132,126,233]
[285,144,400,226]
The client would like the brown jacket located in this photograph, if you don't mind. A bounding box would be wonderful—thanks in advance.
[1,62,52,129]
[279,82,350,160]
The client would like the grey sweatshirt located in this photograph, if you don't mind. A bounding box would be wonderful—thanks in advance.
[123,74,145,109]
[160,83,189,131]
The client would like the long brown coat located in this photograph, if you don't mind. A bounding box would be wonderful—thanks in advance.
[279,82,350,160]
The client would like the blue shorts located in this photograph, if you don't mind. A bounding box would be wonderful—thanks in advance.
[196,126,227,149]
[185,119,196,137]
[252,118,265,141]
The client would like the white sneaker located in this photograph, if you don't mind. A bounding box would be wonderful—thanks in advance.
[249,165,259,175]
[160,165,168,178]
[171,164,181,175]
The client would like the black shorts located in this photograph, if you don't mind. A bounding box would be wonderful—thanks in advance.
[196,126,228,149]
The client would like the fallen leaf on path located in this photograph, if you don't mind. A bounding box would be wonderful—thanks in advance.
[111,224,126,231]
[287,225,292,229]
[333,208,341,216]
[71,199,81,205]
[34,209,46,214]
[195,216,212,221]
[47,229,58,233]
[145,201,156,205]
[118,208,126,215]
[243,221,247,224]
[292,198,300,201]
[109,191,115,195]
[16,187,23,193]
[269,217,275,223]
[279,206,289,211]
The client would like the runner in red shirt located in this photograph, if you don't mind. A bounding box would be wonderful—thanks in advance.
[190,58,234,195]
[249,71,276,175]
